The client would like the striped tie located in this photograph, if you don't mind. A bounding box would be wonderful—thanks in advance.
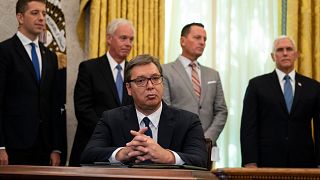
[189,62,201,100]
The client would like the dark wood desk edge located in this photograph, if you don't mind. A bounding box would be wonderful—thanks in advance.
[0,165,217,180]
[212,168,320,179]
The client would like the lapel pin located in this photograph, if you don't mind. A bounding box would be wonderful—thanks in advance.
[298,82,302,87]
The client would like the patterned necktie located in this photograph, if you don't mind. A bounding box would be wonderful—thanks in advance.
[189,62,201,100]
[115,64,123,103]
[284,75,293,112]
[142,117,153,138]
[30,43,40,82]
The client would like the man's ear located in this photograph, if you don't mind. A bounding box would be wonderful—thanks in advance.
[16,13,24,25]
[180,36,185,47]
[270,53,275,62]
[106,33,112,46]
[295,51,300,59]
[126,83,132,96]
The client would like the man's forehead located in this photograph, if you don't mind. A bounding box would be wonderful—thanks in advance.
[131,64,159,76]
[275,38,293,47]
[26,3,45,11]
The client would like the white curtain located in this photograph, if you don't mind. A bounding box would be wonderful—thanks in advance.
[165,0,278,167]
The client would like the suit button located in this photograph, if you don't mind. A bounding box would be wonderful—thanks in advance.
[285,137,288,140]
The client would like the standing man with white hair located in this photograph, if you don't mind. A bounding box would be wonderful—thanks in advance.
[69,18,135,166]
[241,36,320,168]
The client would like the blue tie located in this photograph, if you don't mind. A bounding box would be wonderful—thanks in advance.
[115,64,123,103]
[143,117,153,138]
[284,75,293,112]
[30,43,40,82]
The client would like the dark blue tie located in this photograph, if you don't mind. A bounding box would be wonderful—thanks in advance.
[30,43,40,82]
[115,64,123,103]
[142,117,153,138]
[284,75,293,112]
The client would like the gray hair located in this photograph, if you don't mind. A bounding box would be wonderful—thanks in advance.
[107,18,135,36]
[272,35,297,53]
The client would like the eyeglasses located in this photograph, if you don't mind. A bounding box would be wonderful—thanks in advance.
[128,75,163,87]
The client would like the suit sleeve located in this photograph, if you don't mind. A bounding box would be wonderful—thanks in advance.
[50,52,64,151]
[204,73,228,144]
[81,111,118,164]
[314,82,320,165]
[176,113,208,168]
[240,80,259,166]
[74,62,99,129]
[0,44,10,147]
[162,66,172,105]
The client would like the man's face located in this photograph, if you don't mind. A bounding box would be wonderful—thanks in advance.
[271,38,298,73]
[16,1,46,40]
[181,25,206,61]
[126,63,163,114]
[107,24,134,62]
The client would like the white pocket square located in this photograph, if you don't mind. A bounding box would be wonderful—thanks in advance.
[207,81,217,84]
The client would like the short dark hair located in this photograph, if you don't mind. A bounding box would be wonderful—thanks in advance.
[124,54,162,83]
[181,23,204,37]
[16,0,46,14]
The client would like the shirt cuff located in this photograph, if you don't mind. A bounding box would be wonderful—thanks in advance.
[170,150,185,165]
[0,147,5,150]
[108,147,123,163]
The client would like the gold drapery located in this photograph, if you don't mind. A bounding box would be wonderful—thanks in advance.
[77,0,165,63]
[280,0,320,141]
[280,0,320,81]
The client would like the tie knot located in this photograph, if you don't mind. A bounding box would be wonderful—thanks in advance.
[142,117,151,127]
[116,64,122,71]
[30,42,36,48]
[189,62,197,68]
[284,75,290,81]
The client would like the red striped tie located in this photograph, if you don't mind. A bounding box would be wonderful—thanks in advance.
[189,62,201,100]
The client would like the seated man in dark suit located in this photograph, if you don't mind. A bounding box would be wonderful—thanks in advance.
[81,54,207,168]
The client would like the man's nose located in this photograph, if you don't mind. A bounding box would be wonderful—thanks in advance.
[146,79,154,88]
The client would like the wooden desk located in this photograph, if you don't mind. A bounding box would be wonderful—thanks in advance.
[213,168,320,179]
[0,165,217,180]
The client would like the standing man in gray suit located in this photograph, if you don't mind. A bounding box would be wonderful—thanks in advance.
[162,23,228,148]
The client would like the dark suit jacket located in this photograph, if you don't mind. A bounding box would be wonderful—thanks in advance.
[81,103,208,168]
[70,55,133,166]
[0,35,62,152]
[241,71,320,167]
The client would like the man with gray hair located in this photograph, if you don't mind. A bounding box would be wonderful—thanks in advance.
[241,35,320,168]
[69,18,135,166]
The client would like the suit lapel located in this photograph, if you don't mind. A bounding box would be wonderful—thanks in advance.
[122,106,140,142]
[99,55,120,105]
[172,59,198,101]
[270,71,288,114]
[122,61,132,105]
[157,103,175,148]
[39,43,47,86]
[13,35,39,84]
[291,73,303,114]
[199,64,208,104]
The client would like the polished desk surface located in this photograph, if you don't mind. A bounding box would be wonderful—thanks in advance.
[0,165,217,180]
[213,168,320,179]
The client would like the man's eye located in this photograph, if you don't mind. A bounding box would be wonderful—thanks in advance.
[136,79,146,83]
[151,77,160,81]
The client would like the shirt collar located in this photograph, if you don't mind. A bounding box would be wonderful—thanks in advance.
[136,102,162,128]
[107,51,125,70]
[275,68,295,81]
[179,55,200,69]
[16,31,39,47]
